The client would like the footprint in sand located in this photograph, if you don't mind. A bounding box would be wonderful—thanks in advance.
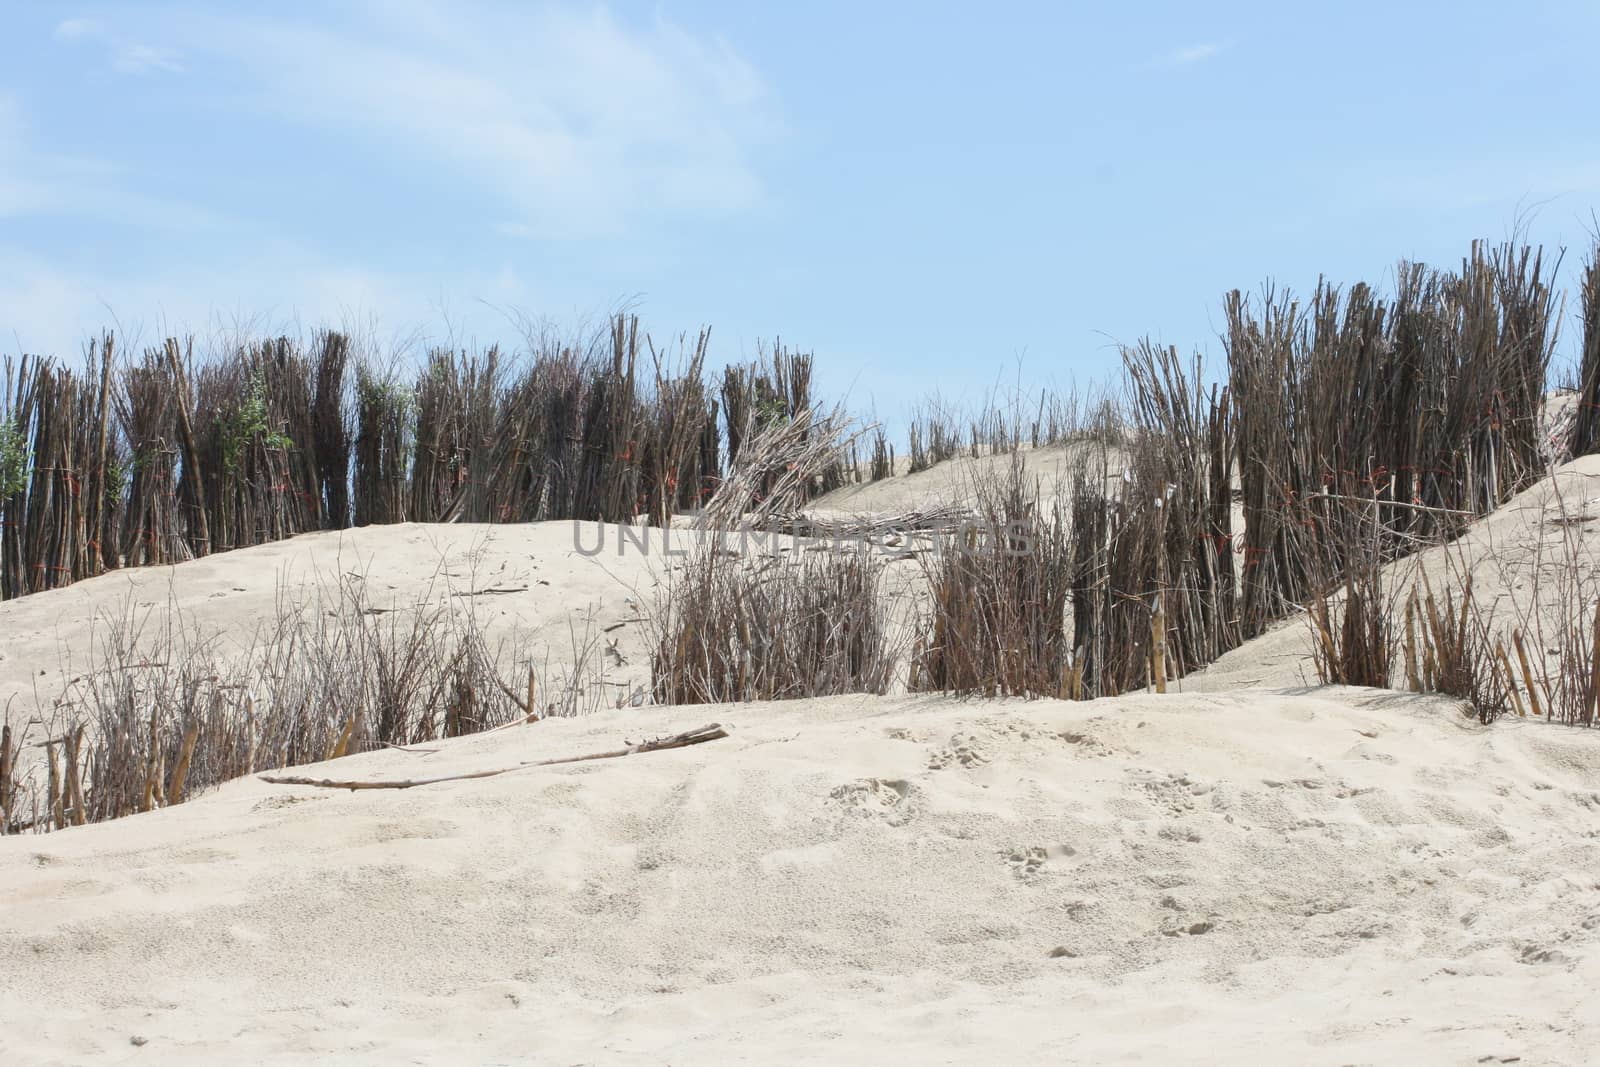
[1003,843,1075,879]
[829,778,917,826]
[927,732,989,770]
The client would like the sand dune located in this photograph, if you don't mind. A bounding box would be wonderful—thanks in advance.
[3,688,1597,1063]
[4,461,1600,1063]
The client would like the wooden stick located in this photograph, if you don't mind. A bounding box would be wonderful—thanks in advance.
[326,710,360,762]
[142,705,160,812]
[1495,640,1527,718]
[168,722,201,805]
[1590,599,1600,724]
[89,332,114,575]
[1403,593,1421,691]
[1150,594,1167,694]
[64,725,87,826]
[165,338,211,556]
[46,740,63,831]
[0,722,13,823]
[1314,492,1475,518]
[1512,629,1544,718]
[259,723,729,791]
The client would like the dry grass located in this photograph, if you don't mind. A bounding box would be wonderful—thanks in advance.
[1439,475,1600,726]
[648,537,897,705]
[0,564,610,835]
[910,455,1073,698]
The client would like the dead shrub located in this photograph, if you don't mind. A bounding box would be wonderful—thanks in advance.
[911,456,1072,698]
[1,569,607,835]
[649,535,895,704]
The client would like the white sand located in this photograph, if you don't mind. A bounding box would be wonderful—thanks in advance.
[0,521,666,736]
[1191,454,1600,692]
[3,461,1600,1063]
[3,690,1597,1063]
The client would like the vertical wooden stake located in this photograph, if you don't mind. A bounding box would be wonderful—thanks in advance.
[243,693,257,774]
[1494,641,1526,718]
[46,741,63,831]
[165,337,211,557]
[1512,629,1543,718]
[167,723,201,805]
[327,711,360,762]
[1403,593,1421,691]
[0,723,13,827]
[65,725,87,825]
[1151,593,1167,694]
[142,705,160,812]
[90,332,115,574]
[1590,599,1600,724]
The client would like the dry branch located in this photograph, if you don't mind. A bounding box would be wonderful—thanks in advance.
[257,723,729,790]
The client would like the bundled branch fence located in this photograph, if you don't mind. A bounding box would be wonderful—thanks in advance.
[0,316,867,603]
[1226,240,1558,639]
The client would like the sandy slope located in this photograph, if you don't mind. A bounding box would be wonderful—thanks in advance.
[4,458,1600,1063]
[1191,454,1600,693]
[3,689,1597,1064]
[1,521,668,737]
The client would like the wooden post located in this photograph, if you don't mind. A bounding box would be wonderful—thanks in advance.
[165,338,211,557]
[45,741,63,831]
[143,705,162,812]
[1590,599,1600,724]
[1403,593,1421,691]
[0,722,11,829]
[1495,641,1527,718]
[1151,593,1167,694]
[326,710,360,762]
[1512,629,1543,718]
[90,332,115,573]
[64,725,87,825]
[167,723,201,805]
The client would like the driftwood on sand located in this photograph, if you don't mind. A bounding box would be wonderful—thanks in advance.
[257,724,729,791]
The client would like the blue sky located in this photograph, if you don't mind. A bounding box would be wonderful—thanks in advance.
[2,1,1598,416]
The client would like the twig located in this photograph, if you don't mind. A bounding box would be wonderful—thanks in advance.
[258,723,729,790]
[1313,492,1474,518]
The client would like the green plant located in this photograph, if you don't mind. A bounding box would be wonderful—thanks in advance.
[0,419,29,499]
[222,371,293,473]
[754,394,787,428]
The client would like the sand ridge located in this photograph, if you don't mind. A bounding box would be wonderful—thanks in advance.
[2,688,1597,1063]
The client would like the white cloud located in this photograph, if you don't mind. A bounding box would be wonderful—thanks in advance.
[54,17,105,40]
[6,5,779,354]
[0,94,217,227]
[53,15,183,75]
[164,3,773,237]
[113,43,184,75]
[1153,42,1227,68]
[0,239,543,361]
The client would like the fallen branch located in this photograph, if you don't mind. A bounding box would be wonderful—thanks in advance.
[257,723,729,791]
[1314,492,1475,518]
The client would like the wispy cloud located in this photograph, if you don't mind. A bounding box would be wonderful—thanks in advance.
[1152,41,1228,68]
[157,3,774,238]
[0,94,215,227]
[53,17,105,40]
[7,4,780,353]
[0,238,544,360]
[54,15,183,74]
